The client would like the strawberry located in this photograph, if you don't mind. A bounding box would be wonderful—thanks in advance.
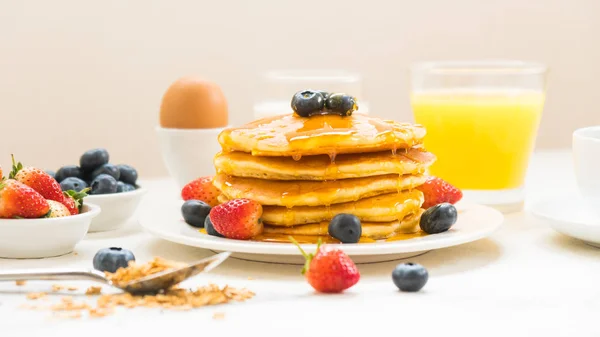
[62,189,89,215]
[0,180,49,218]
[291,238,360,293]
[417,176,463,209]
[10,155,64,203]
[181,176,219,207]
[0,165,3,180]
[209,198,263,240]
[46,200,71,218]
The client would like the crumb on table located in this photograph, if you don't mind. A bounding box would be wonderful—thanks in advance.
[26,292,47,300]
[15,280,26,286]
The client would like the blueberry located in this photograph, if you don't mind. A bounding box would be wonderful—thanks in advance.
[325,93,357,116]
[45,170,56,179]
[60,177,88,192]
[291,90,325,117]
[55,165,84,182]
[90,163,120,181]
[90,174,118,194]
[117,164,138,185]
[328,213,362,243]
[93,247,135,273]
[316,90,330,100]
[205,215,224,237]
[80,148,109,172]
[419,203,458,234]
[116,181,136,193]
[181,200,211,228]
[392,263,428,292]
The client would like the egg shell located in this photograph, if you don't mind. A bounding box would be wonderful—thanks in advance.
[159,77,228,129]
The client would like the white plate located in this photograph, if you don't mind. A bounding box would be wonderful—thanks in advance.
[531,195,600,247]
[140,197,504,264]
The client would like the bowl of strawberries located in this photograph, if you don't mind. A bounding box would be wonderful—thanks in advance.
[0,157,100,259]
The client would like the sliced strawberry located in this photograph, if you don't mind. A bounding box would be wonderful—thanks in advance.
[291,238,360,293]
[417,176,463,209]
[0,180,49,218]
[209,198,263,240]
[181,176,220,207]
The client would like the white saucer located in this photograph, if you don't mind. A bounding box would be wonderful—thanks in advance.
[531,195,600,247]
[139,197,504,264]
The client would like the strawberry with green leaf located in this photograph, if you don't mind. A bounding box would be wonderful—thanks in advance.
[0,179,49,218]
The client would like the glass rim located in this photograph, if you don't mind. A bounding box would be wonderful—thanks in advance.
[410,60,548,75]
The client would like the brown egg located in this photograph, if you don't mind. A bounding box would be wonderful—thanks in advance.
[159,77,228,129]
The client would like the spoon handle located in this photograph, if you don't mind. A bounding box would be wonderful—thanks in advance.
[0,269,109,284]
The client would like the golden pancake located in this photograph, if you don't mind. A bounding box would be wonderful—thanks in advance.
[262,210,423,240]
[218,113,426,157]
[214,148,435,181]
[213,173,427,207]
[219,190,423,226]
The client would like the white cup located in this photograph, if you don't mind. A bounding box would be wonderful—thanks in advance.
[156,126,225,190]
[573,126,600,217]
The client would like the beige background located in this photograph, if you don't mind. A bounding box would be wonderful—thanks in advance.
[1,0,599,177]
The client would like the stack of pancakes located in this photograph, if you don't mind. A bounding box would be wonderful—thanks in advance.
[213,113,435,241]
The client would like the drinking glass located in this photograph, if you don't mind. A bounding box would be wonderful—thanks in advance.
[409,61,548,212]
[253,70,368,120]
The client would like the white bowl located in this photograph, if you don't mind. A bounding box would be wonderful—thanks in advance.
[86,188,147,232]
[156,126,225,189]
[0,203,100,259]
[573,126,600,218]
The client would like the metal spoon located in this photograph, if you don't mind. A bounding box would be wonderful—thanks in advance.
[0,252,231,294]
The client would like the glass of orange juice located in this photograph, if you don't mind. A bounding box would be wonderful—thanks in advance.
[410,61,548,212]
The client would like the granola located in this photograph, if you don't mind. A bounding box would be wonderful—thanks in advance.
[26,292,47,300]
[105,257,187,287]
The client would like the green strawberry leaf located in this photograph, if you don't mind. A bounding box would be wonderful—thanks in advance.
[8,154,23,179]
[64,188,90,211]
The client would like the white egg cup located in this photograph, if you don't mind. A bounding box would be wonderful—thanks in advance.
[156,126,225,190]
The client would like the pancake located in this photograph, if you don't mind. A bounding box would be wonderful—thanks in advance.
[219,190,423,226]
[262,209,423,240]
[218,113,426,157]
[213,173,427,207]
[214,148,435,181]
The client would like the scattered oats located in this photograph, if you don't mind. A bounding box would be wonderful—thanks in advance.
[51,297,90,311]
[67,286,78,291]
[85,286,102,295]
[213,312,225,320]
[247,277,254,280]
[96,284,254,310]
[89,307,113,318]
[73,252,78,256]
[27,292,47,300]
[51,284,64,292]
[15,280,26,286]
[104,257,187,287]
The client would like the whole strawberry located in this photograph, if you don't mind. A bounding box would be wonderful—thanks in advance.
[209,198,263,240]
[10,155,64,203]
[291,238,360,293]
[0,180,49,218]
[46,200,71,218]
[417,176,463,209]
[181,176,219,207]
[62,189,89,215]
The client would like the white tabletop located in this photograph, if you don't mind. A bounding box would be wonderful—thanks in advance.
[2,150,599,337]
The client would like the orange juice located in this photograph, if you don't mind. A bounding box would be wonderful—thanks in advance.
[411,90,544,190]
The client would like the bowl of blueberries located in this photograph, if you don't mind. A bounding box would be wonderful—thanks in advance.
[49,148,146,232]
